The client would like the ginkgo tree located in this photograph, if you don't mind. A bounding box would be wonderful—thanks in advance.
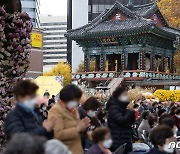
[76,60,96,72]
[156,0,180,73]
[157,0,180,28]
[43,62,71,85]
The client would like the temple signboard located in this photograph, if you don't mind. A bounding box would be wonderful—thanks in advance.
[101,37,118,44]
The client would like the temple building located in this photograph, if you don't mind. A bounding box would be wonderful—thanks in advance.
[66,1,180,89]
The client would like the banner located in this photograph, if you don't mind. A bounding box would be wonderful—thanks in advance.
[31,32,43,48]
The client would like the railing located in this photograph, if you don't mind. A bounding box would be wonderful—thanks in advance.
[72,70,180,80]
[122,70,180,80]
[72,71,121,80]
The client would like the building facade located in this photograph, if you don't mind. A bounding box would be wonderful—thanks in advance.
[40,15,67,72]
[67,1,180,88]
[67,0,152,72]
[21,0,40,27]
[27,28,43,78]
[71,0,88,72]
[88,0,151,21]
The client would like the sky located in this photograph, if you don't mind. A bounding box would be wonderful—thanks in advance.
[40,0,67,16]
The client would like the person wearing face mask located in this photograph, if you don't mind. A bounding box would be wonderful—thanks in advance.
[86,127,112,154]
[159,117,178,138]
[77,97,102,149]
[5,80,54,140]
[106,86,135,153]
[48,84,91,154]
[147,125,177,154]
[78,97,101,125]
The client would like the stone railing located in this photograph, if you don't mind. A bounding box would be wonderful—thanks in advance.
[72,71,121,80]
[72,70,180,80]
[123,70,180,80]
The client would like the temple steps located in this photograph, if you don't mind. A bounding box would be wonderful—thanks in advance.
[107,77,124,94]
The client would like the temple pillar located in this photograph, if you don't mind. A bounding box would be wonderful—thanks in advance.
[100,53,105,71]
[161,55,166,72]
[140,50,145,70]
[170,56,174,73]
[150,50,155,71]
[84,54,89,72]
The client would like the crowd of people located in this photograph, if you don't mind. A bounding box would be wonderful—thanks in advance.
[2,80,180,154]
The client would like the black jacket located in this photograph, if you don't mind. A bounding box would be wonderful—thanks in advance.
[106,97,135,152]
[5,104,47,140]
[77,106,100,149]
[147,148,170,154]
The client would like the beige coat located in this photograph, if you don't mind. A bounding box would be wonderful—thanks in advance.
[48,103,83,154]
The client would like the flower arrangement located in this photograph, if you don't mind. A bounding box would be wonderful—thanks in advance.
[128,87,155,102]
[0,7,32,150]
[154,89,180,102]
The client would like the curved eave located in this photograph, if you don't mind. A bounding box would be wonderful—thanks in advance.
[151,26,179,40]
[68,25,179,42]
[68,24,152,40]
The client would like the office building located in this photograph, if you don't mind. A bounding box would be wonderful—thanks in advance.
[21,0,40,27]
[27,28,43,78]
[88,0,151,21]
[67,0,152,72]
[40,15,67,72]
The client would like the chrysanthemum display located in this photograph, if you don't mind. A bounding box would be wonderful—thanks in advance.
[0,7,32,150]
[154,89,180,102]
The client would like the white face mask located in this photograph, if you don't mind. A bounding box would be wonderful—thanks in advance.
[67,101,78,109]
[87,110,96,117]
[23,98,37,110]
[163,144,174,153]
[42,106,47,110]
[173,127,178,137]
[102,139,113,149]
[176,114,180,119]
[120,95,129,102]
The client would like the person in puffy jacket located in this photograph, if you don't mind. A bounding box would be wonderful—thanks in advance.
[48,84,91,154]
[106,86,135,153]
[5,80,54,140]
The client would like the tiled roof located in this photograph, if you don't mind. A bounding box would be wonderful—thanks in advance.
[131,3,156,16]
[66,1,180,39]
[88,18,151,33]
[161,27,180,36]
[67,18,153,38]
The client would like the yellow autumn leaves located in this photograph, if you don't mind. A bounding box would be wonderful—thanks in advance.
[43,62,71,85]
[154,89,180,102]
[157,0,180,73]
[157,0,180,28]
